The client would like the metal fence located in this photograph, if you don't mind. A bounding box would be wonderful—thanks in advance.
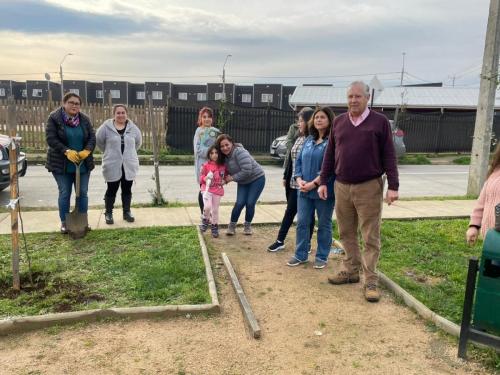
[166,104,295,153]
[397,111,500,153]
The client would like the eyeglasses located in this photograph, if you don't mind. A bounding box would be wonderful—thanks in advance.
[66,101,81,106]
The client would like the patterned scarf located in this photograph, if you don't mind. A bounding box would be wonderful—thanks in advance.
[61,109,80,128]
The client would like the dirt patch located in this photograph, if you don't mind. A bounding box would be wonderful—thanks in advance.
[404,269,445,286]
[0,271,105,312]
[0,225,492,374]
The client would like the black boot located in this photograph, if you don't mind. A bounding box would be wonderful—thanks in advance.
[104,195,115,225]
[122,194,135,222]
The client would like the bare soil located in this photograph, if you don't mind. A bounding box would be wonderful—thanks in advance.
[0,226,492,374]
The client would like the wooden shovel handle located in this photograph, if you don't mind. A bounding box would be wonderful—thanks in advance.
[74,162,82,198]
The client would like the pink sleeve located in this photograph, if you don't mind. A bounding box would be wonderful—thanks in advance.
[469,182,487,227]
[200,164,207,184]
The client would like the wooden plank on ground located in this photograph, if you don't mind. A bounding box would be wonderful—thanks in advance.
[221,252,261,339]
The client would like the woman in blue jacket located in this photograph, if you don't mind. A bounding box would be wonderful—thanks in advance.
[287,107,335,269]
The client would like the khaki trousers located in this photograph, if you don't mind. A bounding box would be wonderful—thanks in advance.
[334,178,383,284]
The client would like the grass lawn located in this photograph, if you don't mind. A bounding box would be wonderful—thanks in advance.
[398,154,432,165]
[379,219,499,370]
[0,227,210,317]
[380,219,482,324]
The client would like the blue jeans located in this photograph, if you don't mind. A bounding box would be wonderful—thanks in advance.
[52,172,90,223]
[230,176,266,223]
[295,195,335,262]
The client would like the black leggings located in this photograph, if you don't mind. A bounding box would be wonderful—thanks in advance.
[198,187,204,214]
[277,188,315,242]
[106,174,133,198]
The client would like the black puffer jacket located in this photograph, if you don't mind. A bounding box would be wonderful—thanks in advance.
[45,107,96,174]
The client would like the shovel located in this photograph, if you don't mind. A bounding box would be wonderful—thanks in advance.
[66,162,89,239]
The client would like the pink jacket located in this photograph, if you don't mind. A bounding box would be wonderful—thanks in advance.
[469,168,500,237]
[200,161,228,196]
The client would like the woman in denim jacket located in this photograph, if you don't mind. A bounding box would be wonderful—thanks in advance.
[287,107,335,269]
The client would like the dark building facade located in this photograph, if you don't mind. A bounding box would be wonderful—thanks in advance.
[0,80,13,99]
[145,82,171,106]
[103,81,128,105]
[207,83,235,103]
[26,80,61,101]
[62,80,88,103]
[282,86,296,111]
[234,85,253,107]
[86,82,104,104]
[11,81,27,100]
[1,79,298,110]
[172,84,207,106]
[253,83,283,109]
[128,83,145,106]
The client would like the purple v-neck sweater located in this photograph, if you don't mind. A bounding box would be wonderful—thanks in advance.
[320,110,399,190]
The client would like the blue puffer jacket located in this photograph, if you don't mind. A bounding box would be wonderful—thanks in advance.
[294,135,334,199]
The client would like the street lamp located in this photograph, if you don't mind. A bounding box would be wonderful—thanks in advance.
[44,73,51,102]
[222,54,232,102]
[59,53,73,101]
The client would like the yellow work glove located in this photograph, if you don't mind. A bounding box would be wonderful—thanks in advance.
[64,149,80,163]
[78,149,91,160]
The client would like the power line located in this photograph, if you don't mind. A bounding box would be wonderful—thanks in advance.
[0,72,58,76]
[404,72,434,83]
[65,71,219,79]
[228,72,401,79]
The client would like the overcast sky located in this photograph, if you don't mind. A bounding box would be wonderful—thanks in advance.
[0,0,490,87]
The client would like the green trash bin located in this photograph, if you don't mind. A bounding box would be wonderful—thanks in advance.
[473,228,500,334]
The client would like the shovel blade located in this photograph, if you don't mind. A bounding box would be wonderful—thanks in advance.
[66,210,88,239]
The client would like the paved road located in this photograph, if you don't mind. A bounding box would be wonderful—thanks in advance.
[0,164,469,208]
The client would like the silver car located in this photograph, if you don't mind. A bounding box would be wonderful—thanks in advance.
[270,135,288,159]
[0,145,27,191]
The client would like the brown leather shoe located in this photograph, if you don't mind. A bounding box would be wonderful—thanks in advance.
[328,270,360,285]
[364,283,380,302]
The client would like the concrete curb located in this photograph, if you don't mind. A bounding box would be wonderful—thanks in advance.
[197,226,220,309]
[0,225,220,336]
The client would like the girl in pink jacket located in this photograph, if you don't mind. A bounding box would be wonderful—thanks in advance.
[467,143,500,244]
[199,146,229,237]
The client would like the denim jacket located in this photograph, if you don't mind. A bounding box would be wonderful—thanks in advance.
[294,135,335,199]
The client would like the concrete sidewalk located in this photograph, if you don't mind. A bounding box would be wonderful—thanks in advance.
[0,200,475,234]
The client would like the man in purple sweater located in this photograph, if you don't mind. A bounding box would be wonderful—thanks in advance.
[318,81,399,302]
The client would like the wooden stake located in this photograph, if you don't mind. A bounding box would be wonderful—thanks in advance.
[221,252,261,339]
[7,95,20,290]
[149,95,162,204]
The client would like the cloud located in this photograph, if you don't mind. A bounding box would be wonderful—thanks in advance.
[0,0,159,35]
[0,0,490,87]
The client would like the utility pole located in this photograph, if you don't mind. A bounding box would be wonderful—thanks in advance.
[399,52,406,87]
[222,54,232,102]
[394,52,406,124]
[59,53,73,101]
[467,0,500,195]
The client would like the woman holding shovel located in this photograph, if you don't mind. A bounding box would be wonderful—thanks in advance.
[45,92,95,234]
[96,104,142,224]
